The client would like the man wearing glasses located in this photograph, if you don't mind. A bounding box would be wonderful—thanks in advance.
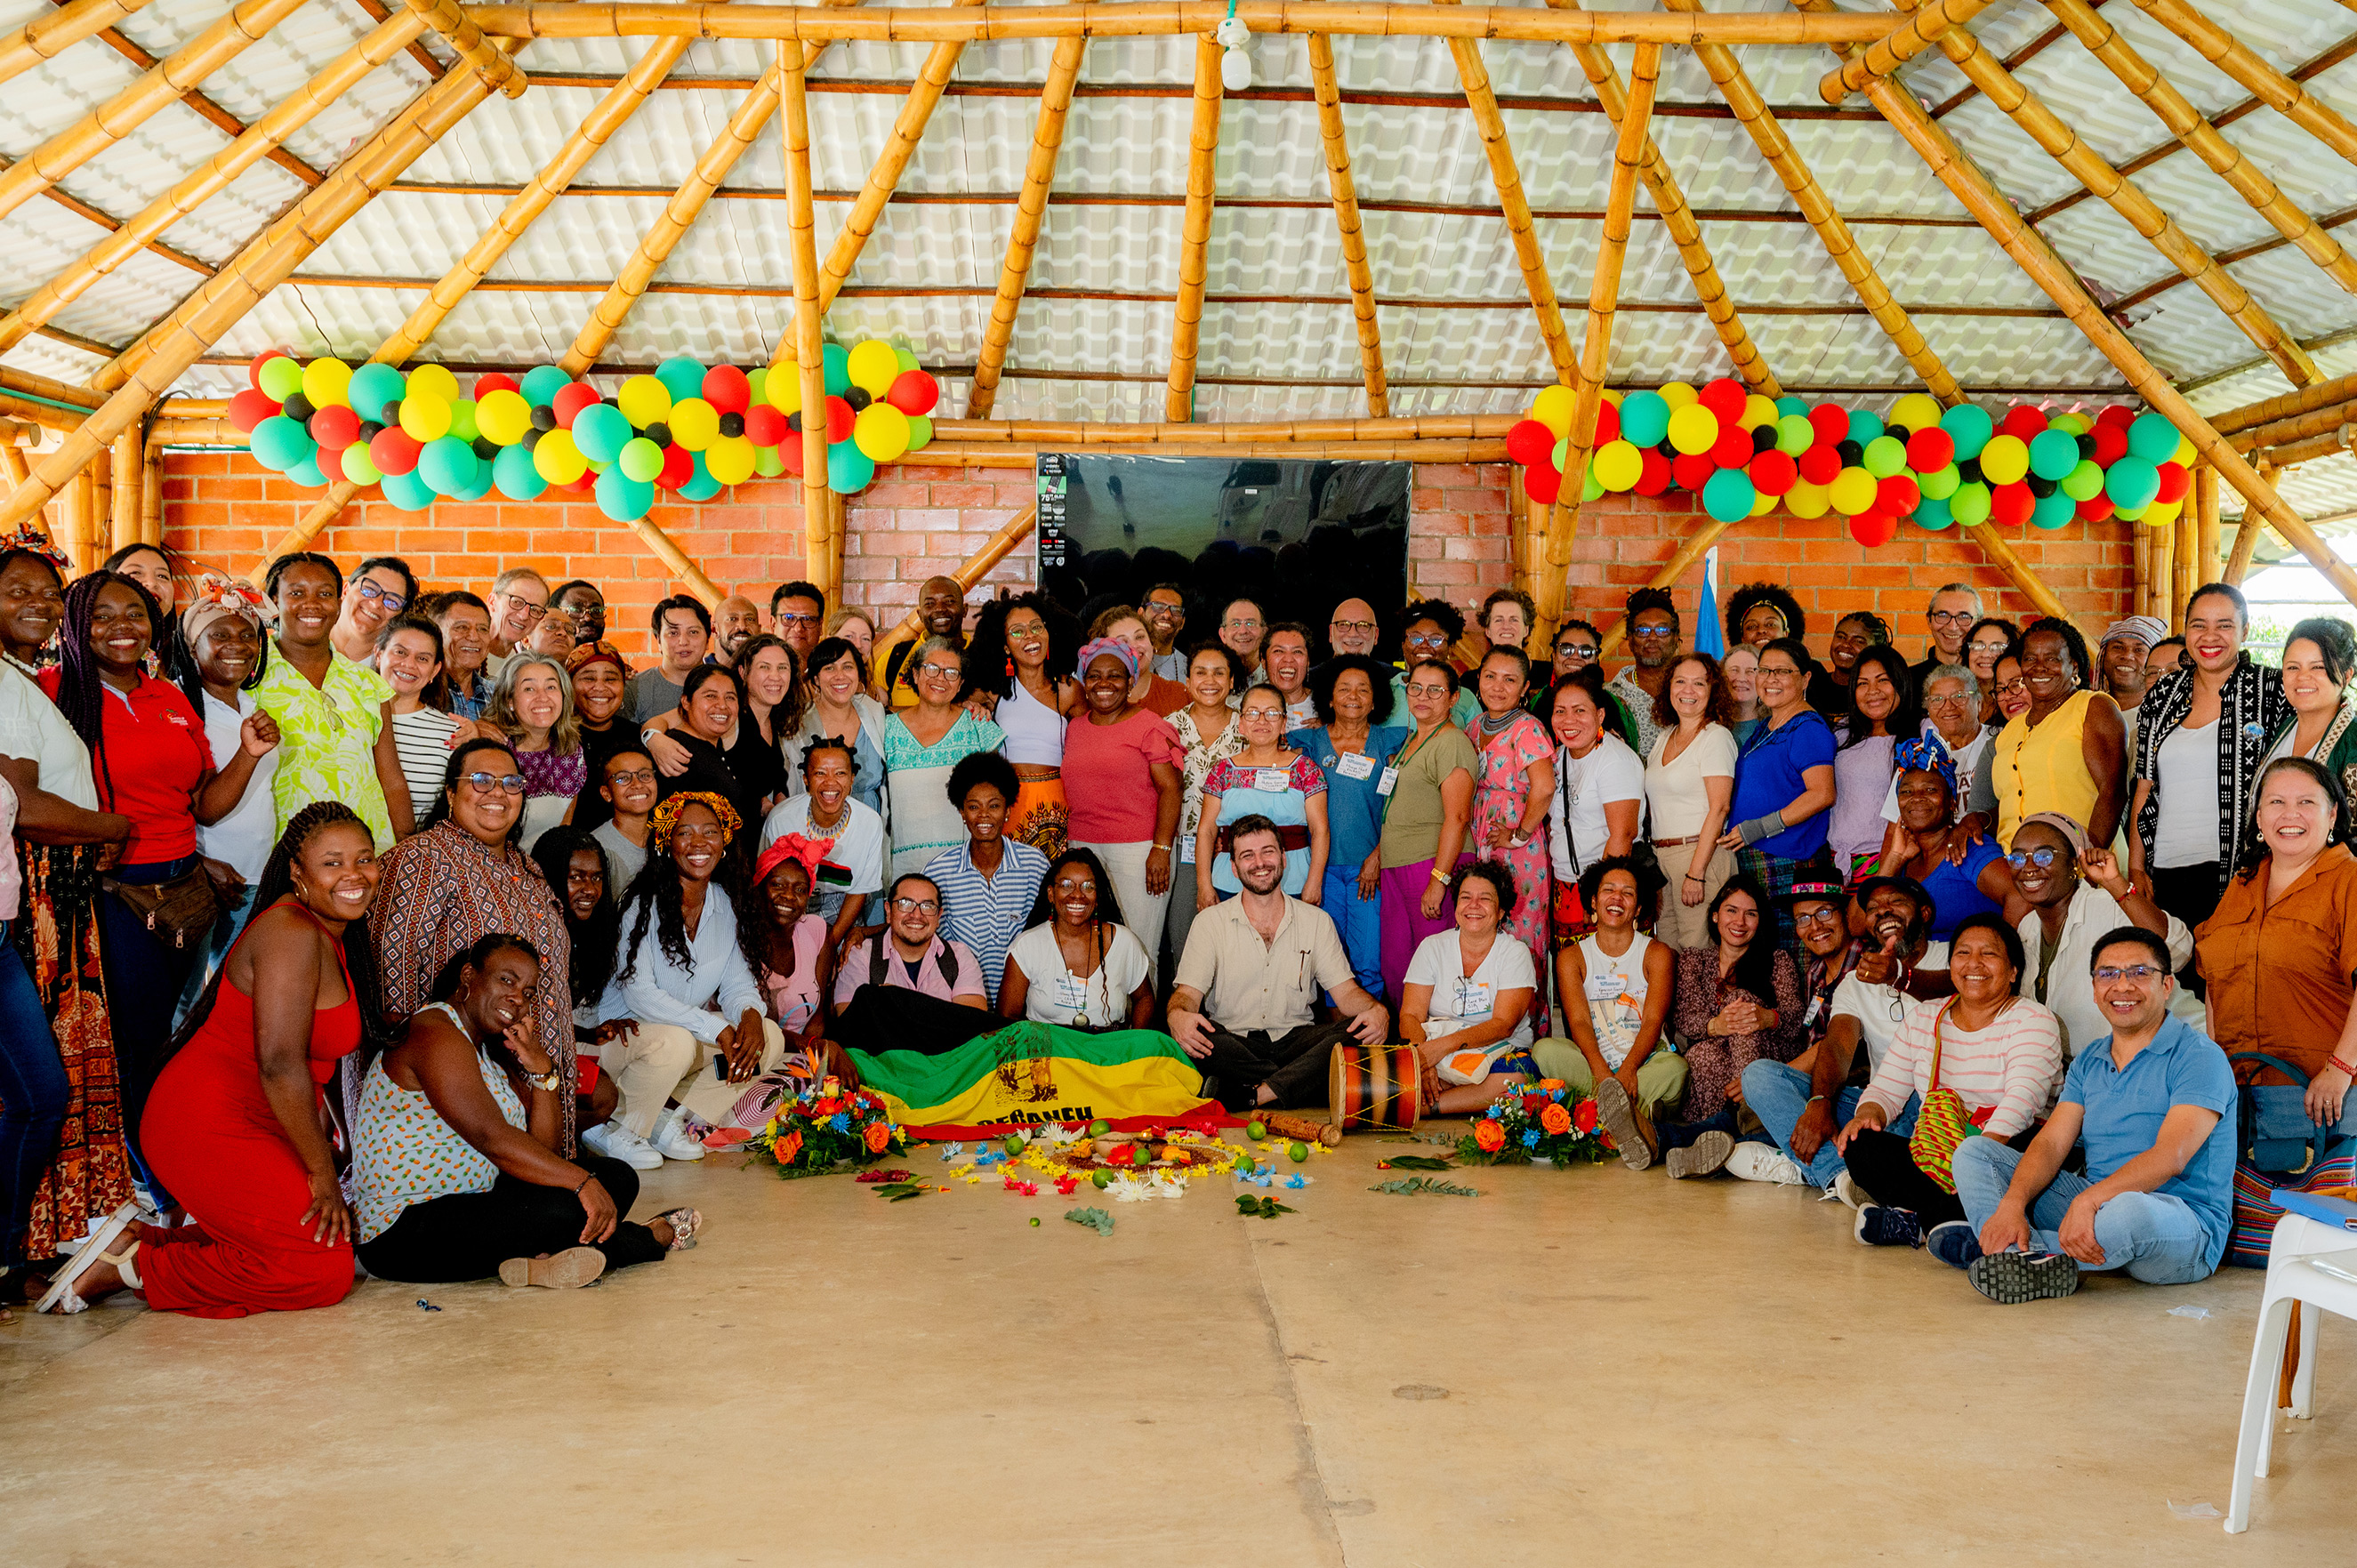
[884,576,969,710]
[1605,588,1681,763]
[1910,583,1981,695]
[330,556,415,664]
[486,567,551,668]
[1326,598,1381,661]
[831,874,991,1045]
[770,580,826,663]
[627,596,713,722]
[552,579,609,646]
[1142,583,1190,679]
[1939,924,2236,1301]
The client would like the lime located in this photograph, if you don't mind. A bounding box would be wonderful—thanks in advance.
[1002,1134,1025,1156]
[1247,1120,1267,1139]
[1234,1155,1255,1175]
[1088,1119,1111,1138]
[1091,1170,1112,1189]
[1289,1141,1309,1162]
[1029,1216,1041,1227]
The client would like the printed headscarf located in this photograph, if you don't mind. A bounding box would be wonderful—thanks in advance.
[648,790,742,849]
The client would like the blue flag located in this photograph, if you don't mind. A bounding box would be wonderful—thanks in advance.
[1695,545,1726,658]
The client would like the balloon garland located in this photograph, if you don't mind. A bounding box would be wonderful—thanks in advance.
[1505,379,2198,545]
[226,345,943,521]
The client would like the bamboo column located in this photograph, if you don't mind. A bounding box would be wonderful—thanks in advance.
[62,463,95,577]
[0,12,427,358]
[1821,0,1999,102]
[2194,463,2220,588]
[2130,519,2150,619]
[0,0,312,226]
[2129,0,2357,172]
[395,0,527,95]
[0,443,29,489]
[1536,42,1658,647]
[140,436,163,545]
[2148,519,2174,623]
[2172,497,2199,631]
[966,22,1088,418]
[2047,0,2357,301]
[90,451,112,570]
[109,427,140,551]
[1307,33,1387,418]
[0,0,157,88]
[1166,34,1222,422]
[871,506,1040,674]
[781,42,834,601]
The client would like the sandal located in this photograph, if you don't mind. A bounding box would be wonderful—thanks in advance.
[656,1207,704,1251]
[497,1247,606,1290]
[36,1203,141,1315]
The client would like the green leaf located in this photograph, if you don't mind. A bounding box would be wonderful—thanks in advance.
[1370,1176,1481,1197]
[1384,1154,1456,1171]
[1064,1206,1114,1235]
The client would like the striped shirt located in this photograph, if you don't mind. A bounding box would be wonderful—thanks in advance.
[390,707,463,825]
[1862,995,2064,1141]
[922,838,1050,1006]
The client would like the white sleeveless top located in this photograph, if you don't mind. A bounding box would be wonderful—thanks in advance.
[351,1003,528,1242]
[999,678,1067,768]
[1579,931,1654,1070]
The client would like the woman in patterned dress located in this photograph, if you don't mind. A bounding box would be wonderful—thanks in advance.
[1464,647,1555,1008]
[881,638,1007,880]
[253,553,413,849]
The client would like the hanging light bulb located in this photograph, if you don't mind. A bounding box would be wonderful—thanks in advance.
[1215,8,1251,92]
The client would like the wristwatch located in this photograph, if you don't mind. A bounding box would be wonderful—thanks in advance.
[520,1064,562,1093]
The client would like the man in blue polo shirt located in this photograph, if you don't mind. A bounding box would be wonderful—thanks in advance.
[1931,925,2236,1302]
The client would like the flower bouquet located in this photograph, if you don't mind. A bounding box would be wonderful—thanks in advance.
[747,1077,909,1178]
[1457,1079,1613,1166]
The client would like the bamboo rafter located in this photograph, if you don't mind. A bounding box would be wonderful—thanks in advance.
[2250,422,2357,471]
[0,12,428,358]
[966,20,1088,418]
[139,436,162,544]
[2229,398,2357,455]
[266,484,356,561]
[0,0,312,227]
[0,366,100,409]
[2215,369,2357,437]
[398,0,527,94]
[1307,33,1387,418]
[782,41,834,602]
[0,0,157,88]
[2128,0,2357,172]
[1820,0,1999,103]
[1166,33,1222,422]
[2044,0,2357,301]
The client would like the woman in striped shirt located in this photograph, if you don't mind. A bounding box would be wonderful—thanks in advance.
[377,615,481,830]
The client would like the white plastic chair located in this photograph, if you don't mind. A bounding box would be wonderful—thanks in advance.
[2225,1212,2357,1532]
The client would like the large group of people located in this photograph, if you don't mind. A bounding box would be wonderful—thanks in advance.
[0,537,2344,1320]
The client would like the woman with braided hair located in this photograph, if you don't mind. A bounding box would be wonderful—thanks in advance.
[37,801,385,1316]
[251,552,413,848]
[760,732,885,972]
[1000,848,1153,1030]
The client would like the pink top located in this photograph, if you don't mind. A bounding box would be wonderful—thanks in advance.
[762,913,829,1034]
[1061,707,1184,844]
[0,773,19,922]
[1862,995,2064,1141]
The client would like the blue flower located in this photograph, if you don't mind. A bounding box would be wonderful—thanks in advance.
[1522,1128,1541,1148]
[828,1112,851,1133]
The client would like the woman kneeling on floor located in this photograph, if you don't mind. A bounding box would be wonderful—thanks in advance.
[355,935,699,1289]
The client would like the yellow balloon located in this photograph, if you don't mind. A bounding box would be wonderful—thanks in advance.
[847,341,900,398]
[616,374,672,429]
[1600,387,1625,408]
[406,363,461,405]
[476,389,531,446]
[1750,488,1778,518]
[1592,439,1642,492]
[854,403,912,463]
[2144,499,2184,527]
[302,358,353,409]
[533,429,586,485]
[1979,433,2029,485]
[670,398,720,452]
[2173,435,2196,467]
[1785,478,1830,519]
[1890,391,1943,432]
[1829,465,1878,515]
[767,366,804,416]
[1740,395,1778,431]
[1666,402,1719,456]
[1659,382,1698,411]
[1531,384,1577,438]
[398,394,451,442]
[705,435,756,486]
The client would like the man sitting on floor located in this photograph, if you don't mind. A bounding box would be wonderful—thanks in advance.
[831,873,995,1056]
[1168,815,1388,1111]
[1935,926,2237,1302]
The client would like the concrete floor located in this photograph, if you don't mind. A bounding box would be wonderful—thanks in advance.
[0,1130,2342,1564]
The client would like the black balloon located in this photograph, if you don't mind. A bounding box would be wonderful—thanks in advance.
[282,391,314,423]
[519,428,543,451]
[718,412,744,438]
[645,422,672,447]
[1886,425,1913,445]
[531,404,557,431]
[845,387,871,412]
[1837,439,1862,465]
[356,421,382,442]
[1958,457,1982,485]
[2027,476,2057,499]
[786,412,803,433]
[2077,434,2096,459]
[472,438,498,461]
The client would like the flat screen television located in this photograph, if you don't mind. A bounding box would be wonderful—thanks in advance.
[1035,454,1412,653]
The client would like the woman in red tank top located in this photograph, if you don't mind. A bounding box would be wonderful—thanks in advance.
[38,802,386,1316]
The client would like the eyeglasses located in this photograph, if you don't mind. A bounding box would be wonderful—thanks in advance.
[604,768,656,786]
[1557,645,1598,663]
[1791,906,1845,928]
[460,771,527,794]
[776,613,820,630]
[1756,663,1801,679]
[1331,619,1377,635]
[889,897,940,914]
[1223,615,1263,631]
[560,600,601,618]
[1967,639,2011,655]
[1051,879,1098,897]
[1404,630,1450,648]
[1994,677,2031,697]
[2093,964,2166,984]
[917,662,961,679]
[1929,609,1977,625]
[1144,602,1185,617]
[1405,681,1452,698]
[356,582,408,613]
[1925,693,1973,709]
[1240,706,1284,722]
[1631,622,1677,638]
[2006,847,2063,869]
[500,598,550,623]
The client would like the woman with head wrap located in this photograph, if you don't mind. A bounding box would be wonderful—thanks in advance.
[1062,636,1186,980]
[1854,733,2016,944]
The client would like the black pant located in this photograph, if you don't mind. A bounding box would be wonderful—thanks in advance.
[1840,1129,1966,1226]
[1197,1018,1353,1112]
[833,985,1000,1057]
[356,1155,667,1283]
[2150,861,2220,993]
[99,866,205,1166]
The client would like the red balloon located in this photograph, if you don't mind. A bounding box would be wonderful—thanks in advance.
[558,470,596,494]
[2075,494,2115,523]
[1877,474,1921,517]
[1848,511,1898,548]
[1807,403,1849,447]
[777,438,805,478]
[1670,453,1717,493]
[702,365,752,415]
[2152,461,2191,503]
[886,369,939,417]
[1709,425,1754,469]
[1524,462,1562,505]
[1505,420,1557,467]
[368,427,421,477]
[1633,446,1673,497]
[1749,450,1798,496]
[825,396,855,445]
[1698,378,1748,422]
[1905,428,1955,473]
[310,404,360,451]
[2095,404,2136,431]
[743,405,786,446]
[2091,423,2128,467]
[656,443,695,490]
[551,382,600,430]
[248,350,288,391]
[1591,398,1620,446]
[473,373,519,398]
[1797,444,1842,486]
[1989,480,2034,527]
[228,388,280,432]
[1999,405,2048,443]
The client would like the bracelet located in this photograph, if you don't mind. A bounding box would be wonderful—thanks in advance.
[575,1170,592,1194]
[1429,868,1452,884]
[1151,842,1171,852]
[2333,1056,2357,1079]
[1685,873,1704,883]
[1805,1094,1827,1106]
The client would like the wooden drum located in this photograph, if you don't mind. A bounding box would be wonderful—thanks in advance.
[1327,1044,1422,1133]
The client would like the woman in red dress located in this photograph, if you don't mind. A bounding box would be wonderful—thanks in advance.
[38,801,386,1316]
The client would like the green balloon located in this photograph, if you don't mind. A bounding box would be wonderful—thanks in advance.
[1581,467,1604,503]
[1950,480,1991,527]
[1917,462,1960,500]
[905,414,932,452]
[446,398,480,444]
[752,445,784,478]
[1775,414,1814,455]
[1862,435,1906,478]
[257,356,305,402]
[656,356,706,404]
[617,436,664,483]
[2061,457,2105,502]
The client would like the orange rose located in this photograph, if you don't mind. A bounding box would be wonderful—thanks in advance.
[1536,1079,1568,1094]
[1474,1119,1506,1152]
[1540,1101,1572,1136]
[777,1129,804,1165]
[864,1121,891,1154]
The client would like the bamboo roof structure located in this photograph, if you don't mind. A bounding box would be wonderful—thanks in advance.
[0,0,2355,560]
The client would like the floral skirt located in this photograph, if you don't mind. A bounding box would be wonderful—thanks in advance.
[1010,770,1068,859]
[12,840,133,1260]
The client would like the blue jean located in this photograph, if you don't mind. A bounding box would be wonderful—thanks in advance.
[1951,1138,2217,1284]
[0,920,67,1269]
[172,881,259,1033]
[1742,1058,1917,1188]
[1322,865,1385,1001]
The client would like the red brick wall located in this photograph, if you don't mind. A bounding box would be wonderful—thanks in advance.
[161,453,2132,662]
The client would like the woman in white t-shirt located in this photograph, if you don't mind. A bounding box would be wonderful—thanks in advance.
[999,848,1152,1030]
[1546,666,1645,944]
[1644,653,1739,950]
[1401,863,1538,1113]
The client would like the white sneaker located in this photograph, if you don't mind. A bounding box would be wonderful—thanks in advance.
[583,1121,663,1171]
[1726,1143,1809,1186]
[648,1107,707,1162]
[1827,1170,1866,1211]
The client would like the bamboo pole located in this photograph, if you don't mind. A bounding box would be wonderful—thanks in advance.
[2150,518,2176,623]
[26,52,518,527]
[397,0,527,95]
[781,42,833,602]
[2128,0,2357,172]
[0,12,428,358]
[1820,0,1999,103]
[1307,33,1387,418]
[0,444,29,488]
[1165,34,1223,422]
[2231,398,2357,455]
[0,390,85,433]
[871,505,1039,674]
[140,437,162,545]
[937,414,1524,443]
[465,4,1910,44]
[2194,462,2220,586]
[624,515,726,605]
[2252,422,2357,471]
[149,418,249,446]
[560,55,786,375]
[0,0,158,89]
[90,452,112,570]
[61,463,95,577]
[1537,43,1657,648]
[966,24,1089,418]
[1664,0,1960,404]
[0,0,313,227]
[1555,0,1776,396]
[863,438,1516,463]
[1923,12,2319,386]
[0,420,37,445]
[1597,514,1736,659]
[1440,9,1578,388]
[2130,518,2152,619]
[1849,68,2357,613]
[2045,0,2357,302]
[109,427,140,551]
[2224,476,2265,585]
[1966,518,2078,624]
[261,482,355,562]
[0,366,100,409]
[2172,493,2199,631]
